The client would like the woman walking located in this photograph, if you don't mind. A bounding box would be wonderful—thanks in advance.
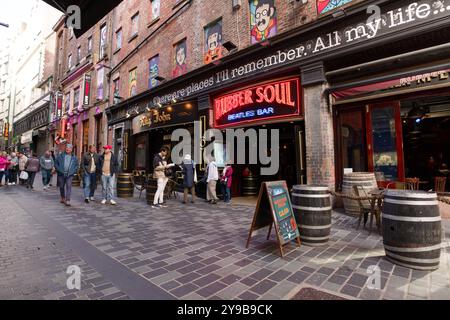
[25,153,40,190]
[0,152,10,187]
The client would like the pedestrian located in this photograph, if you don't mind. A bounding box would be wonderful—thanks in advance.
[6,152,18,185]
[39,150,54,190]
[180,154,197,204]
[54,144,79,206]
[152,147,174,208]
[82,145,100,203]
[206,156,219,204]
[25,153,40,190]
[0,151,10,187]
[220,161,233,204]
[98,145,119,205]
[18,152,28,185]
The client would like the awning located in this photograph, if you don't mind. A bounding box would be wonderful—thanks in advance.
[21,130,33,144]
[42,0,123,38]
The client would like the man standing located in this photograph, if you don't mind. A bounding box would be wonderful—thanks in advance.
[206,156,219,204]
[55,144,79,206]
[40,151,54,190]
[18,152,28,185]
[82,145,99,203]
[99,145,118,205]
[152,147,174,208]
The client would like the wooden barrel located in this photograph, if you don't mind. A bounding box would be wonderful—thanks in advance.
[382,190,442,270]
[242,174,259,196]
[291,185,332,246]
[342,172,377,215]
[72,174,81,187]
[117,173,134,198]
[146,177,158,205]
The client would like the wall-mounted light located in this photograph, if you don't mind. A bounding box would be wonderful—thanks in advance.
[157,103,163,108]
[126,112,131,118]
[154,75,166,82]
[171,98,177,104]
[223,41,238,52]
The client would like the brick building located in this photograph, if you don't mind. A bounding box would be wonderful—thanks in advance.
[47,0,450,196]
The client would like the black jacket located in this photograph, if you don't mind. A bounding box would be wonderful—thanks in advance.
[82,152,100,175]
[99,153,119,177]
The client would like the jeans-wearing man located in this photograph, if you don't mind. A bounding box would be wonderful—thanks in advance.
[54,144,79,206]
[40,151,54,190]
[99,145,119,205]
[82,145,99,203]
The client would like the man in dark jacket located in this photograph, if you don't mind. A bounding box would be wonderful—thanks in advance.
[54,144,79,206]
[82,145,100,203]
[99,145,119,205]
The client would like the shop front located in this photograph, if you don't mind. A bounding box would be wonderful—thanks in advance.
[211,77,306,196]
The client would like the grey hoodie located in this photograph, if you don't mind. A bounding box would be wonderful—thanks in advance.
[40,156,54,170]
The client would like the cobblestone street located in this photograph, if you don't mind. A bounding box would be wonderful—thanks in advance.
[0,177,449,300]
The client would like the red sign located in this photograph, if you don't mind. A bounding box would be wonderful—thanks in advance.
[213,78,301,128]
[83,74,91,106]
[56,92,63,117]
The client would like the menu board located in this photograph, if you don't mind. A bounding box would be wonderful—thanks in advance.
[246,181,301,257]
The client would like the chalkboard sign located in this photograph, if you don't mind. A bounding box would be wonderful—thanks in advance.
[246,181,301,257]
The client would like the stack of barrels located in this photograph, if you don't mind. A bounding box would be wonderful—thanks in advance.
[382,190,442,270]
[342,172,378,215]
[291,185,332,246]
[116,173,134,198]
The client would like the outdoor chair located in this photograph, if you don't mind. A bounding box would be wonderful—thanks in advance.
[435,177,447,193]
[405,177,420,190]
[353,185,372,230]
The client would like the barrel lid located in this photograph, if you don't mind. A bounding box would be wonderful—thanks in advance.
[292,185,329,191]
[344,172,375,177]
[384,189,437,199]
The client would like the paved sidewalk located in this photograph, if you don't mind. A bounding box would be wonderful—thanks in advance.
[0,175,449,300]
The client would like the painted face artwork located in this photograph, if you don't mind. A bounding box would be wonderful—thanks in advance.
[250,0,277,44]
[204,20,223,64]
[317,0,354,15]
[173,40,187,77]
[149,55,160,89]
[129,68,137,97]
[151,0,160,20]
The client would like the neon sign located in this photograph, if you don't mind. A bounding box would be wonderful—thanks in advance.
[213,78,301,128]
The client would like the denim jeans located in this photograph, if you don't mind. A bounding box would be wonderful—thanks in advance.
[220,182,231,202]
[58,175,73,201]
[101,174,115,201]
[41,169,52,186]
[83,172,97,199]
[0,170,4,184]
[27,171,37,189]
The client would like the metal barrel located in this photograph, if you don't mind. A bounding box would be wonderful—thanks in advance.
[242,174,259,196]
[382,190,442,270]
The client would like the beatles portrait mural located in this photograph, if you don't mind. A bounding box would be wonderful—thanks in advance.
[204,19,223,64]
[250,0,278,44]
[173,39,187,77]
[317,0,354,15]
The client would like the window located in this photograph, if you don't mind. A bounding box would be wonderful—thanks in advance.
[87,36,93,55]
[64,92,71,113]
[97,67,104,100]
[151,0,160,20]
[77,46,81,63]
[131,13,139,37]
[148,55,159,89]
[99,24,107,57]
[115,28,122,50]
[129,68,137,97]
[68,54,72,69]
[74,87,80,110]
[113,78,120,104]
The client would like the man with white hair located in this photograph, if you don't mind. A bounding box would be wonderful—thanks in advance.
[206,155,219,204]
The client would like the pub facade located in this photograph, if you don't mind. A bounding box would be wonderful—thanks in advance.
[107,0,450,196]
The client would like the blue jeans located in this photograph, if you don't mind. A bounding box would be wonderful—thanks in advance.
[41,169,52,186]
[101,175,114,201]
[58,175,73,201]
[221,183,231,202]
[83,172,97,199]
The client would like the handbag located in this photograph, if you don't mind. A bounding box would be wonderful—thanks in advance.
[20,171,29,180]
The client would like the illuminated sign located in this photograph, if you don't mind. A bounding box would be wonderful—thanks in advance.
[213,78,301,128]
[56,92,63,117]
[83,74,91,106]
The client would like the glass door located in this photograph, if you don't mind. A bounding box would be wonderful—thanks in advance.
[366,102,405,186]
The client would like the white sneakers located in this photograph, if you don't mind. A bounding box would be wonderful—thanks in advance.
[89,197,95,201]
[101,199,117,205]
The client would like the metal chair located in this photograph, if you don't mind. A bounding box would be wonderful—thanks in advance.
[353,185,372,230]
[435,177,447,193]
[132,172,148,199]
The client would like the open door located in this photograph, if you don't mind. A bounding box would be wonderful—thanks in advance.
[366,101,405,187]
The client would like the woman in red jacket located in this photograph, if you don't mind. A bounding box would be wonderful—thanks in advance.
[220,162,233,203]
[0,152,11,187]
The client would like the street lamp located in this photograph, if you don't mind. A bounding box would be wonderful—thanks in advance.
[0,22,9,28]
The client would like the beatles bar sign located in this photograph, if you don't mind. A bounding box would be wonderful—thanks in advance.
[213,78,301,128]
